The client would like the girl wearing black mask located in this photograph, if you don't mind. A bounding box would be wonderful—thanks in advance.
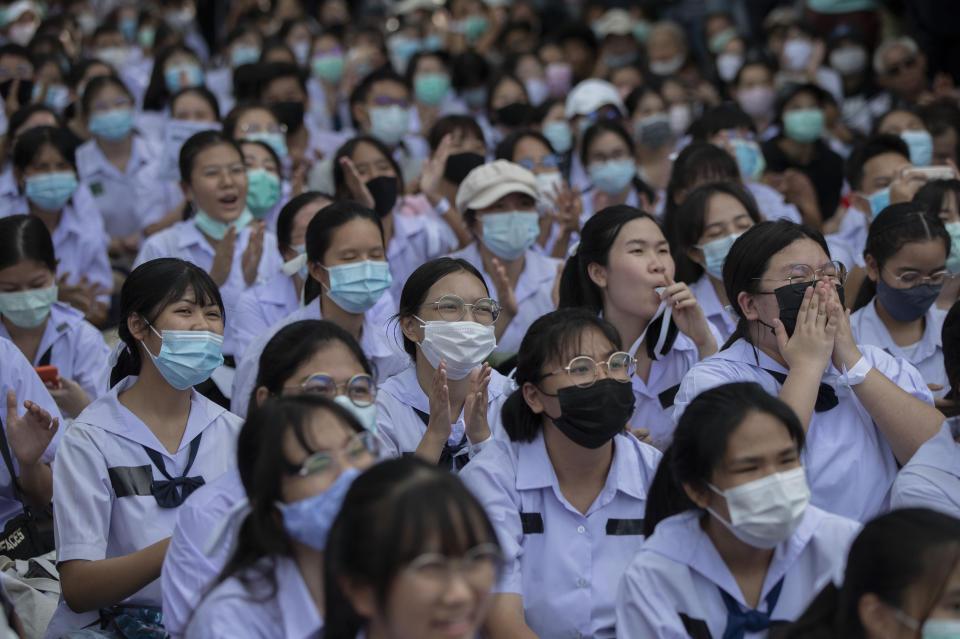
[485,73,534,146]
[672,219,944,523]
[460,307,662,639]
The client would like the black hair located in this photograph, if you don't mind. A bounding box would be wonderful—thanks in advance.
[449,50,491,93]
[303,201,385,305]
[845,134,910,191]
[644,382,805,536]
[0,214,56,273]
[484,72,529,119]
[332,135,404,203]
[348,66,406,129]
[222,102,278,140]
[774,83,825,127]
[426,114,485,153]
[722,220,831,350]
[732,57,776,88]
[501,308,623,442]
[80,74,133,115]
[324,456,500,639]
[110,258,224,387]
[665,181,762,283]
[396,258,489,360]
[239,138,281,175]
[664,142,740,221]
[0,44,30,62]
[403,49,450,89]
[495,128,556,159]
[12,125,77,174]
[871,108,921,137]
[943,300,960,401]
[689,103,756,140]
[275,191,332,253]
[179,129,244,184]
[775,508,960,639]
[256,61,308,98]
[624,84,665,119]
[170,85,221,121]
[558,205,678,358]
[3,103,63,153]
[913,179,960,220]
[67,58,111,90]
[143,44,200,112]
[852,202,950,311]
[919,99,960,163]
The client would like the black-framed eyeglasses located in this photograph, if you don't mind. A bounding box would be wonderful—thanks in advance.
[284,431,379,477]
[883,267,947,287]
[418,294,501,325]
[284,373,376,407]
[752,260,847,287]
[539,352,635,390]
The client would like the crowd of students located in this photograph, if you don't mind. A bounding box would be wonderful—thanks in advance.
[0,0,959,637]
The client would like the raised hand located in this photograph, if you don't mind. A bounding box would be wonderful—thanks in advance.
[209,226,237,286]
[426,361,453,440]
[463,363,492,444]
[490,257,518,318]
[421,133,452,206]
[339,156,375,210]
[660,277,716,356]
[5,390,58,466]
[57,273,106,315]
[241,221,265,286]
[46,376,90,419]
[776,280,837,373]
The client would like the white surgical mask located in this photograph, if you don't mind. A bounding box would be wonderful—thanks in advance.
[650,55,684,76]
[707,467,810,549]
[783,38,813,71]
[536,171,563,205]
[414,318,496,380]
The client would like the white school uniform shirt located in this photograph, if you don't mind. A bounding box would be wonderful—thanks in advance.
[673,340,934,521]
[223,272,299,363]
[0,167,103,231]
[689,275,738,343]
[385,204,459,302]
[446,242,560,353]
[134,219,282,329]
[185,555,323,639]
[0,302,110,402]
[580,187,641,221]
[374,366,512,470]
[459,432,662,639]
[615,506,861,639]
[76,135,182,237]
[162,469,243,639]
[890,421,960,518]
[0,337,61,529]
[230,292,406,418]
[748,182,802,224]
[851,300,949,397]
[46,376,242,638]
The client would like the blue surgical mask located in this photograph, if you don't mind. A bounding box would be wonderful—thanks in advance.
[277,466,360,551]
[901,129,933,167]
[481,210,540,260]
[119,17,137,42]
[334,395,377,433]
[867,187,891,218]
[0,285,57,328]
[414,72,451,106]
[732,138,766,181]
[589,159,636,195]
[231,44,260,68]
[42,84,70,112]
[369,105,410,146]
[945,221,960,274]
[245,131,287,159]
[89,108,134,141]
[696,233,743,280]
[142,326,224,390]
[461,87,487,110]
[320,260,392,313]
[876,278,940,323]
[194,208,254,240]
[543,120,573,154]
[164,63,204,93]
[25,172,78,212]
[245,169,281,219]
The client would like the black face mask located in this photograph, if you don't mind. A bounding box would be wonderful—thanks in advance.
[768,281,846,336]
[495,102,535,128]
[365,176,399,217]
[443,152,485,184]
[549,379,635,449]
[272,100,305,135]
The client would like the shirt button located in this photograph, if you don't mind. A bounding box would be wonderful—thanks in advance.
[577,578,587,588]
[577,525,585,534]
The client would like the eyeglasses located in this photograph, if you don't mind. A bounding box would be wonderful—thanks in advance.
[517,154,558,172]
[285,431,379,477]
[884,268,947,287]
[285,373,376,406]
[404,543,503,591]
[752,260,848,287]
[540,352,635,389]
[239,122,287,135]
[885,55,918,77]
[585,108,620,122]
[372,95,411,108]
[419,295,501,325]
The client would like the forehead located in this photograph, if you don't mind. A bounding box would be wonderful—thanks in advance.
[614,217,665,245]
[863,151,910,178]
[264,76,303,94]
[370,79,406,97]
[722,410,795,462]
[765,237,830,272]
[351,141,389,163]
[241,142,271,161]
[882,44,912,64]
[549,325,617,367]
[589,130,629,152]
[879,110,924,132]
[424,270,487,301]
[514,135,550,158]
[195,142,242,166]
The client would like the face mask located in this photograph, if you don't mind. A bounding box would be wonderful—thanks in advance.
[548,378,635,449]
[697,233,742,280]
[0,285,57,328]
[164,63,203,93]
[414,72,450,106]
[708,27,738,55]
[867,186,891,218]
[333,395,377,434]
[387,36,422,73]
[707,467,810,548]
[138,27,156,49]
[783,108,824,143]
[716,53,744,83]
[365,176,399,217]
[165,7,196,30]
[78,13,99,36]
[922,619,960,639]
[732,138,766,181]
[462,15,490,40]
[283,243,309,280]
[245,169,281,219]
[277,466,359,551]
[25,172,78,212]
[231,44,260,68]
[119,17,137,42]
[423,34,444,52]
[443,152,484,185]
[312,53,345,83]
[8,22,37,46]
[536,172,563,204]
[97,46,130,71]
[193,208,253,241]
[415,320,496,380]
[633,21,651,42]
[461,87,487,110]
[650,55,685,77]
[142,326,224,390]
[545,62,573,96]
[246,131,287,159]
[481,210,540,260]
[901,129,933,167]
[495,102,535,128]
[945,222,960,274]
[635,113,672,148]
[41,84,69,112]
[773,281,845,336]
[876,278,940,323]
[737,86,775,119]
[669,103,693,136]
[589,159,635,195]
[320,260,392,313]
[603,51,637,69]
[369,105,410,146]
[783,38,813,71]
[518,79,546,108]
[829,45,868,75]
[272,100,305,135]
[89,108,134,141]
[291,41,310,67]
[543,120,573,154]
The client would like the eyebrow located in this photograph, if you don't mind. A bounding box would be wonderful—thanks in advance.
[729,446,797,465]
[624,238,669,247]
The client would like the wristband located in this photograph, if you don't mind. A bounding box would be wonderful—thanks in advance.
[434,197,451,216]
[842,356,872,387]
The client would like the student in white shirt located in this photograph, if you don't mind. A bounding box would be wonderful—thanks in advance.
[239,140,283,228]
[776,508,960,639]
[140,45,206,141]
[460,308,661,639]
[617,382,861,639]
[850,203,951,398]
[323,456,503,639]
[185,394,378,638]
[912,179,960,310]
[558,205,718,449]
[672,220,944,522]
[579,121,653,220]
[47,258,242,637]
[0,215,109,418]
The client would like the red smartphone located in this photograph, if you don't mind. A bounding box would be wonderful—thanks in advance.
[34,366,58,385]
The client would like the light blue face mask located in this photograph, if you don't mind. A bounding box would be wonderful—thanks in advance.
[334,395,377,433]
[164,63,204,93]
[414,72,451,106]
[143,326,224,390]
[276,466,360,551]
[0,285,57,328]
[25,172,78,212]
[783,108,824,143]
[369,105,410,146]
[731,138,766,181]
[901,129,933,167]
[37,84,69,112]
[461,87,487,110]
[696,233,743,280]
[589,159,636,195]
[543,120,573,154]
[481,210,540,260]
[194,208,254,241]
[231,44,260,68]
[867,186,891,218]
[945,221,960,274]
[89,108,134,142]
[245,168,281,219]
[311,54,345,83]
[922,619,960,639]
[245,131,287,159]
[320,260,392,313]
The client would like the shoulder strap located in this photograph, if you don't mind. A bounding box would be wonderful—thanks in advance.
[37,346,53,368]
[0,417,27,506]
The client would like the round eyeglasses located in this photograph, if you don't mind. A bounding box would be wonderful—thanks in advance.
[883,268,947,287]
[419,295,501,325]
[285,373,376,407]
[540,352,635,389]
[404,543,504,591]
[752,260,848,287]
[285,431,379,477]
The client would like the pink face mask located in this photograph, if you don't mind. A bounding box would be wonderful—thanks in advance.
[737,86,775,118]
[545,62,573,97]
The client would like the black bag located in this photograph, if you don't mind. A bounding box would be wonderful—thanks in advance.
[0,417,54,560]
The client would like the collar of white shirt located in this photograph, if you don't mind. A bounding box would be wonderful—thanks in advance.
[275,555,323,638]
[856,299,942,361]
[79,134,151,178]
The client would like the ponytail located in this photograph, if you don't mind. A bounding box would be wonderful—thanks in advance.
[109,345,142,389]
[642,444,697,536]
[770,583,842,639]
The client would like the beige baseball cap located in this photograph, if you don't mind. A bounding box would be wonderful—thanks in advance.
[455,160,539,213]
